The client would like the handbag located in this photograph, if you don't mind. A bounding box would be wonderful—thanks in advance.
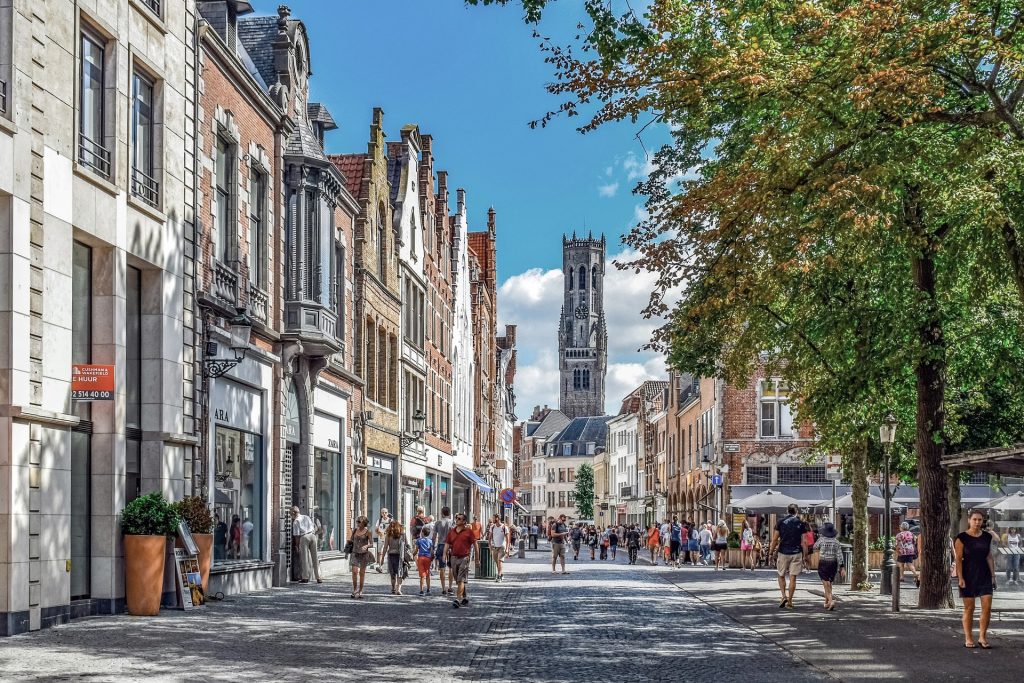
[343,539,354,555]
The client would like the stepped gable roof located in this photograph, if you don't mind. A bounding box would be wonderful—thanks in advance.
[237,16,278,88]
[330,154,366,195]
[307,103,337,130]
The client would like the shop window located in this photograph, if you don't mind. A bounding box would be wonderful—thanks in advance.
[776,465,827,485]
[746,466,771,485]
[213,426,262,563]
[314,449,340,551]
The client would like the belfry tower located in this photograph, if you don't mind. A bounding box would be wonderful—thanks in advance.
[558,232,608,417]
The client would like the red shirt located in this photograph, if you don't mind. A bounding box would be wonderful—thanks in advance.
[446,526,476,558]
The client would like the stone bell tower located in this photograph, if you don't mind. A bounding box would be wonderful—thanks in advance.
[557,232,607,418]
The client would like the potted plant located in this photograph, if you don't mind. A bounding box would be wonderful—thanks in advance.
[173,496,215,591]
[121,492,179,616]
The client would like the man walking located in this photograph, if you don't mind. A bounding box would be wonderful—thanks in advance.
[291,505,322,584]
[487,514,510,582]
[770,503,809,608]
[529,522,539,549]
[445,512,480,608]
[570,523,583,561]
[550,514,569,574]
[373,507,392,573]
[432,507,454,595]
[669,517,683,568]
[625,524,642,565]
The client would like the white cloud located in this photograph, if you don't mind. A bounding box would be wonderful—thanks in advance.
[498,249,677,417]
[598,182,620,198]
[622,152,657,181]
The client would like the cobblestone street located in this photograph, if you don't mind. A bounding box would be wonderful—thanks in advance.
[0,551,824,683]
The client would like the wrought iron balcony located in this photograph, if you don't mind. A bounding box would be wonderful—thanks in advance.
[131,167,160,207]
[213,260,238,307]
[248,283,269,325]
[78,132,111,179]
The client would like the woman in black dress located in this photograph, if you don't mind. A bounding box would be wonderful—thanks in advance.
[954,510,996,649]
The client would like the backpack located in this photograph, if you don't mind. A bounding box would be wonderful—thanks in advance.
[897,532,916,555]
[412,515,425,538]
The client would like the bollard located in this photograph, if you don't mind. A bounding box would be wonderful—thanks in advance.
[518,538,526,559]
[892,563,900,612]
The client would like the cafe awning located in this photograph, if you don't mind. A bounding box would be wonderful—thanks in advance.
[455,466,494,494]
[942,444,1024,476]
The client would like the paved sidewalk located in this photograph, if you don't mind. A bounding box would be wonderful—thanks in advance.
[0,551,822,683]
[654,561,1024,680]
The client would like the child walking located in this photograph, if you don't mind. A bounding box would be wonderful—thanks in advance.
[416,526,434,596]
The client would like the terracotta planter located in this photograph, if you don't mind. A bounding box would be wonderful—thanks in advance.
[193,534,213,591]
[124,535,167,616]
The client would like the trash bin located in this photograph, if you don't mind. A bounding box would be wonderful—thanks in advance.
[476,540,496,579]
[518,538,526,559]
[529,534,538,550]
[838,543,853,585]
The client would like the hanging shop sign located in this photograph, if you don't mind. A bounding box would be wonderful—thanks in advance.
[71,364,115,401]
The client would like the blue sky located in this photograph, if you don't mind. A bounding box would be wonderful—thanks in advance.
[256,0,671,413]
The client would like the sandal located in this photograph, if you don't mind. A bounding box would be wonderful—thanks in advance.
[979,641,992,649]
[350,592,357,599]
[964,642,978,649]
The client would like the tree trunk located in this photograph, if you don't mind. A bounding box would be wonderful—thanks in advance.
[1001,221,1024,305]
[848,438,870,589]
[909,192,950,609]
[946,470,962,608]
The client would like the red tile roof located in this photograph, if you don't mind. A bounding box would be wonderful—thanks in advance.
[329,154,366,195]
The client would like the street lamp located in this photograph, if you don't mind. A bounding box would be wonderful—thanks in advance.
[400,409,426,450]
[879,413,897,596]
[204,307,253,378]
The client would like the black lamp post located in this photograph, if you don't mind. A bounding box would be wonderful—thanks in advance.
[879,413,897,596]
[204,307,253,378]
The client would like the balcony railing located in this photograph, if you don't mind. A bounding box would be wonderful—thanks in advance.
[0,78,7,115]
[213,260,238,307]
[131,167,160,207]
[248,283,269,324]
[139,0,162,16]
[78,132,111,178]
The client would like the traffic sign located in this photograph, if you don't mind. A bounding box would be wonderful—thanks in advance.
[712,474,723,486]
[504,503,513,510]
[499,488,517,504]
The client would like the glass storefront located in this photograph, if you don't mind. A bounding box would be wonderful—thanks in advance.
[367,453,395,532]
[213,425,262,563]
[314,448,340,551]
[424,472,451,518]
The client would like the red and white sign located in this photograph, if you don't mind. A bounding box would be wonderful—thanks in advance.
[825,453,843,481]
[71,364,115,401]
[499,488,517,504]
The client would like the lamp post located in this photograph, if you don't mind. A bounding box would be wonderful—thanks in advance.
[879,413,897,596]
[203,307,253,378]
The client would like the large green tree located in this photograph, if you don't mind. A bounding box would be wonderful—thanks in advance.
[473,0,1024,607]
[574,463,596,519]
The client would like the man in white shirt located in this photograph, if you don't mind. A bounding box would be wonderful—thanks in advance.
[659,518,671,565]
[291,505,322,584]
[374,508,392,573]
[487,514,509,582]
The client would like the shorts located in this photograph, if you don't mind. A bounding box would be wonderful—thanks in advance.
[713,542,728,552]
[572,541,582,552]
[817,559,839,583]
[490,545,506,564]
[898,554,917,565]
[740,541,752,551]
[777,552,803,578]
[416,555,432,578]
[435,543,448,568]
[350,552,371,570]
[451,555,471,583]
[551,542,566,559]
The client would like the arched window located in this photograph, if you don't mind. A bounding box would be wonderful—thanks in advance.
[573,368,580,389]
[578,265,587,290]
[583,368,591,390]
[592,265,598,288]
[568,268,574,290]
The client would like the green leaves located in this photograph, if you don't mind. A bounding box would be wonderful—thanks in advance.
[574,463,596,519]
[121,492,180,537]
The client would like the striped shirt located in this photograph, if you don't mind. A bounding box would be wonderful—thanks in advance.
[814,537,843,563]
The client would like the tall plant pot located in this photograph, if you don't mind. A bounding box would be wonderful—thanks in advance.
[124,535,167,616]
[194,534,213,591]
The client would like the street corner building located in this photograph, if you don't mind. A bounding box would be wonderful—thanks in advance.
[0,0,518,635]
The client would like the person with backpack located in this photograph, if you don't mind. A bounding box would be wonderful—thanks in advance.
[431,507,454,595]
[415,526,434,596]
[669,517,683,568]
[625,525,642,564]
[486,514,509,582]
[895,521,921,587]
[770,503,810,609]
[570,523,584,560]
[587,525,599,560]
[410,506,428,544]
[608,527,620,561]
